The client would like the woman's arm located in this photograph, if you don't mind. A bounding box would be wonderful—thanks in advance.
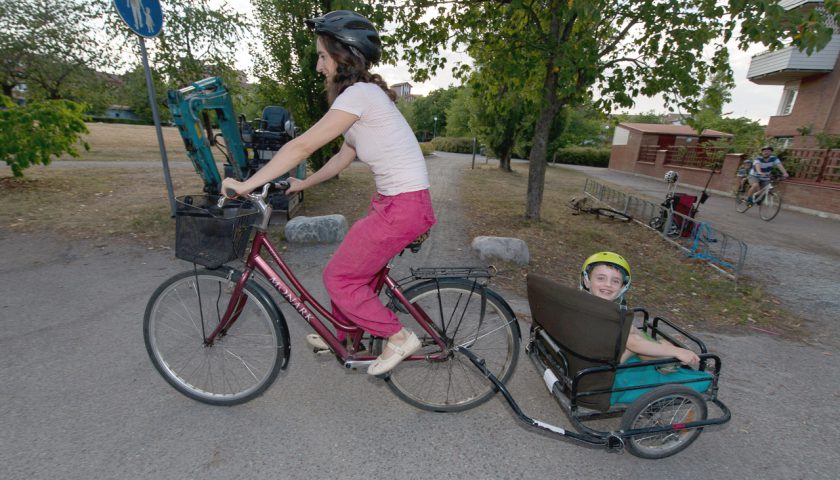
[625,330,700,366]
[222,109,359,195]
[287,142,357,194]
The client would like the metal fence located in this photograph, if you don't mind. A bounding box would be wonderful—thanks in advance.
[582,179,748,279]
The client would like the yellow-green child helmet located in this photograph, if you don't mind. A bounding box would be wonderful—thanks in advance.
[580,251,632,300]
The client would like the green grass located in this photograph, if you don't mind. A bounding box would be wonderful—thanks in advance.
[458,163,800,339]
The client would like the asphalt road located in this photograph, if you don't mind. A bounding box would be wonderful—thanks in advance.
[2,153,838,479]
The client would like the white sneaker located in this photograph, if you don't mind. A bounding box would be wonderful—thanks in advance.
[367,330,421,376]
[305,334,329,351]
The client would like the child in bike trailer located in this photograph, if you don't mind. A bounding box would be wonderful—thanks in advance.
[580,252,712,402]
[222,10,436,376]
[745,145,789,206]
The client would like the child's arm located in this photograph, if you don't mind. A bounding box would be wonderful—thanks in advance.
[625,330,700,366]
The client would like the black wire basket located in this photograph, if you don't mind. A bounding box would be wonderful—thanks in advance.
[174,195,258,268]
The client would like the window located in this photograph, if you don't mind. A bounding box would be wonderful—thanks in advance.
[775,137,793,149]
[612,126,629,145]
[777,85,799,116]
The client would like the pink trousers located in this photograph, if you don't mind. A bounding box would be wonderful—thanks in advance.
[323,189,436,339]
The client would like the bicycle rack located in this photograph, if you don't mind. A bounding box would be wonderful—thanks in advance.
[582,179,748,280]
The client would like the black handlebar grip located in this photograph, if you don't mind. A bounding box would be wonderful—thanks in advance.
[272,180,291,193]
[224,188,237,198]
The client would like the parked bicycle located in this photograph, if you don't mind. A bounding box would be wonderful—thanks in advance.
[735,174,783,221]
[569,196,632,222]
[143,182,520,411]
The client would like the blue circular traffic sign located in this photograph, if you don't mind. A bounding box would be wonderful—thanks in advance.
[113,0,163,38]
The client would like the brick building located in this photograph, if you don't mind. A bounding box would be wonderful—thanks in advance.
[747,0,840,148]
[389,82,416,102]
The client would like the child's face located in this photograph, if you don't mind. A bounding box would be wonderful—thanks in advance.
[586,264,625,300]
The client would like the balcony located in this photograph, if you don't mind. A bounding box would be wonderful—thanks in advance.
[747,36,840,85]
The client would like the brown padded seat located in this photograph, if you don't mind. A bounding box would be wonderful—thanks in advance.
[527,273,631,411]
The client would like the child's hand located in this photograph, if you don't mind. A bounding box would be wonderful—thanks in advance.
[674,348,700,367]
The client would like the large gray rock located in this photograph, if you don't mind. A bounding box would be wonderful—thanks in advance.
[471,236,530,266]
[284,214,348,244]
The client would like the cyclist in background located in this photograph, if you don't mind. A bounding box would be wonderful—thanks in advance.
[745,146,789,206]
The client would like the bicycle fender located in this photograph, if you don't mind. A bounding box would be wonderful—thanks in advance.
[221,267,292,368]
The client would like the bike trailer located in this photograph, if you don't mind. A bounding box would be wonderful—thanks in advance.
[459,274,731,459]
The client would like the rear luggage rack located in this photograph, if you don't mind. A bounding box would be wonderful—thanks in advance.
[410,266,497,279]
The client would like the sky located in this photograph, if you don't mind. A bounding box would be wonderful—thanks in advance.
[222,1,783,125]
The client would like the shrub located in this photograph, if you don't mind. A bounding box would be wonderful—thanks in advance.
[419,142,434,156]
[551,147,610,167]
[430,136,476,154]
[0,96,90,177]
[87,116,152,126]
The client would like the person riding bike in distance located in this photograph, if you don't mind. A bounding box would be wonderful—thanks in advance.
[745,145,789,206]
[580,252,700,366]
[221,10,436,376]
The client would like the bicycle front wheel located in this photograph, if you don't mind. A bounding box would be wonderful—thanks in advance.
[759,191,782,221]
[385,279,520,412]
[144,268,287,406]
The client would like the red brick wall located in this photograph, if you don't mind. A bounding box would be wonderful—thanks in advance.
[766,55,840,148]
[608,149,840,215]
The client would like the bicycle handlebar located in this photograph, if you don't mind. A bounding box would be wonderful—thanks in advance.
[217,180,291,208]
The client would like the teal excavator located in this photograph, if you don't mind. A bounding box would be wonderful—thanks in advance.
[167,76,304,217]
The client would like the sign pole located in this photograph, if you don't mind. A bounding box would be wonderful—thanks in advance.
[138,37,176,217]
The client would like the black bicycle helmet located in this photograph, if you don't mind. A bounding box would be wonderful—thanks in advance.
[305,10,382,64]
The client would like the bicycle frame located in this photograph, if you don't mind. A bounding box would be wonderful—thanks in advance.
[204,228,450,364]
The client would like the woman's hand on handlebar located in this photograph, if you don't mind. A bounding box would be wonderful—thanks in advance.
[285,177,305,195]
[221,177,251,199]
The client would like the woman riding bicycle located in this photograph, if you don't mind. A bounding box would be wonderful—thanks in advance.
[221,10,436,376]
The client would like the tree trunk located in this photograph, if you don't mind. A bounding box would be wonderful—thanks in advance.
[525,6,564,220]
[499,150,512,172]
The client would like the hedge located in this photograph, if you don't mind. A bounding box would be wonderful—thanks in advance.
[551,147,610,167]
[430,136,476,154]
[419,142,434,156]
[88,117,152,126]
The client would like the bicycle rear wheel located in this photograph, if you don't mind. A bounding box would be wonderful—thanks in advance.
[759,191,782,221]
[144,268,288,406]
[384,278,520,412]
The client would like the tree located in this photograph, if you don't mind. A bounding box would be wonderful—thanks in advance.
[443,86,472,137]
[0,0,121,100]
[0,96,89,177]
[140,1,250,89]
[120,65,170,124]
[388,0,840,220]
[468,77,534,171]
[409,87,458,139]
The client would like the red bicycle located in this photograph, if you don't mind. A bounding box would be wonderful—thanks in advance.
[143,182,520,411]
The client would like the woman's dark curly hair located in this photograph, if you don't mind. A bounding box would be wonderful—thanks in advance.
[318,34,396,105]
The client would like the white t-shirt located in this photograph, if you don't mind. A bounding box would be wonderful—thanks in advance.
[331,82,430,196]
